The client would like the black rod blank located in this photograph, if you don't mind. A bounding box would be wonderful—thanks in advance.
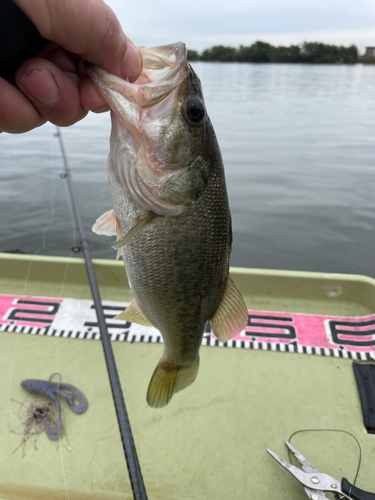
[55,127,148,500]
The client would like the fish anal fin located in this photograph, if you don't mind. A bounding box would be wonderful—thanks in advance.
[209,276,248,343]
[92,209,117,236]
[147,357,199,408]
[114,298,153,327]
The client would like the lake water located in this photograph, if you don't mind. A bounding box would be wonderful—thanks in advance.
[1,62,375,277]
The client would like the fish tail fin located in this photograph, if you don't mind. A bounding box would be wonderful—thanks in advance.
[147,357,200,409]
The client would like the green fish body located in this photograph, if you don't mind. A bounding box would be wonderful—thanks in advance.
[88,43,247,408]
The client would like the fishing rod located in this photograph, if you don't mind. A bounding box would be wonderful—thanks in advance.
[55,127,148,500]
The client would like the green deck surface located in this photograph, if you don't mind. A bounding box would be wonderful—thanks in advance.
[1,254,375,499]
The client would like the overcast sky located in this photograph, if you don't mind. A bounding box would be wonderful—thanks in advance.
[105,0,375,53]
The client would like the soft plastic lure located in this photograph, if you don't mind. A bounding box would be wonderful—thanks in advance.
[21,373,88,440]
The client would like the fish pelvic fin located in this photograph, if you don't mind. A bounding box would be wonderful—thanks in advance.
[114,298,154,327]
[147,357,200,408]
[209,276,248,343]
[112,211,157,250]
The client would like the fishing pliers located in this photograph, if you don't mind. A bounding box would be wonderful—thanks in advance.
[267,441,375,500]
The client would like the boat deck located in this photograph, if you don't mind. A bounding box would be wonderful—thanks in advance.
[0,254,374,499]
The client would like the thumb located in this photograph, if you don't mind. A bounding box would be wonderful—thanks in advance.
[13,0,142,80]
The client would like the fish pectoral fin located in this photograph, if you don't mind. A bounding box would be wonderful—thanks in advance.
[209,276,248,343]
[114,298,154,327]
[147,357,200,408]
[92,209,118,236]
[112,211,156,250]
[92,209,124,258]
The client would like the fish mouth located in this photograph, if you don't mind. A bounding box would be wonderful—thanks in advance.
[86,42,189,113]
[86,43,200,216]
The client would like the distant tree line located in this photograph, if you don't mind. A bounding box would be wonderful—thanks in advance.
[187,41,358,64]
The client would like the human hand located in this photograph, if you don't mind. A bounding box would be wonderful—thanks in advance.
[0,0,142,134]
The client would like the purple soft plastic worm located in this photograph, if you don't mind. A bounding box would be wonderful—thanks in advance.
[20,377,88,440]
[57,383,88,414]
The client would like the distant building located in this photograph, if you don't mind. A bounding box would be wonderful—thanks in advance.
[364,47,375,57]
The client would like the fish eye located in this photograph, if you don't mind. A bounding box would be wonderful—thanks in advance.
[183,97,205,126]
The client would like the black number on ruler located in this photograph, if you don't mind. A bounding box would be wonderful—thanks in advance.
[329,319,375,347]
[247,314,296,340]
[7,300,60,324]
[84,305,131,329]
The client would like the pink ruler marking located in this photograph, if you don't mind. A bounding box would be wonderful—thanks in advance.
[226,310,375,353]
[0,294,63,328]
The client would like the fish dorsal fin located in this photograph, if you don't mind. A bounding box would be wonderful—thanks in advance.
[209,276,248,343]
[112,211,156,250]
[114,298,154,327]
[92,209,117,236]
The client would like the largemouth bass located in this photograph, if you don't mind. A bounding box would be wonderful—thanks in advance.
[87,43,248,408]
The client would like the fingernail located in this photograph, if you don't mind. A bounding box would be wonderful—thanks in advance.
[20,69,59,105]
[92,104,110,113]
[120,43,142,82]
